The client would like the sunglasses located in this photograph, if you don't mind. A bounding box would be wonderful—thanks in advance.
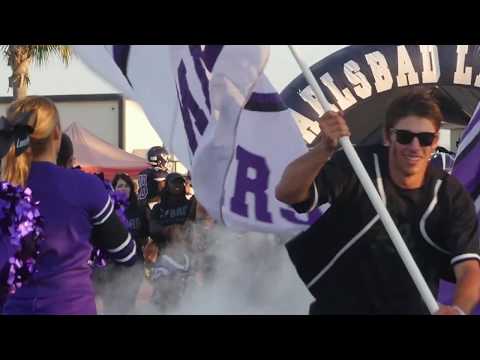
[391,129,437,147]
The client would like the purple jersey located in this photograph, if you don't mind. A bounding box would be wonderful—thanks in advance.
[2,161,134,315]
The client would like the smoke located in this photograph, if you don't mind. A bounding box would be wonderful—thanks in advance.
[95,224,313,315]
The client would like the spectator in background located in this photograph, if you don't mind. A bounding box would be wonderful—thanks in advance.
[137,168,168,272]
[91,173,148,314]
[146,146,169,172]
[112,173,149,257]
[138,146,169,205]
[138,167,168,206]
[143,173,197,312]
[145,173,197,261]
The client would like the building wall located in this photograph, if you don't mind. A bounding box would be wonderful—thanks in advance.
[438,129,452,150]
[439,125,465,152]
[0,95,121,147]
[57,100,120,146]
[450,128,465,152]
[124,100,163,153]
[0,95,190,174]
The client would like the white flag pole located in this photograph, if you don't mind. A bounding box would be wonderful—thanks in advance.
[287,45,439,314]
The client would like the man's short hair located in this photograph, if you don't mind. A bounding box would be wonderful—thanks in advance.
[385,90,443,134]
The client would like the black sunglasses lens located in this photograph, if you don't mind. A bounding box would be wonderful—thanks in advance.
[417,133,435,146]
[395,130,415,145]
[394,130,435,146]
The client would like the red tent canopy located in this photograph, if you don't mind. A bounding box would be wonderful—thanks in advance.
[65,123,149,180]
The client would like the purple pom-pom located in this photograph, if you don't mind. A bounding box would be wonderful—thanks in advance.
[0,181,44,294]
[111,190,130,228]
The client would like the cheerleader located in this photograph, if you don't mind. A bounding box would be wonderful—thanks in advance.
[0,96,137,315]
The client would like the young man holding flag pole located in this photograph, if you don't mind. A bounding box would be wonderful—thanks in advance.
[276,46,480,315]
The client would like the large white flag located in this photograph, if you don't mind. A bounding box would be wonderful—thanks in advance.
[73,45,191,166]
[74,45,322,234]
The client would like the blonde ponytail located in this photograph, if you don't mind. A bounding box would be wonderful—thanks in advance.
[0,96,59,187]
[1,146,33,187]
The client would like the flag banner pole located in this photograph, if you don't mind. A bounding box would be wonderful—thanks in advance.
[287,45,439,314]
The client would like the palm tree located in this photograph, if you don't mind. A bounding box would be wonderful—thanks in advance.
[1,45,72,100]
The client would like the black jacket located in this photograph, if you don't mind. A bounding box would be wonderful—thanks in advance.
[125,200,149,252]
[286,145,480,314]
[149,194,197,245]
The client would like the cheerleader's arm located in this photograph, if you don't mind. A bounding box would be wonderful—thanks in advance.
[91,200,137,267]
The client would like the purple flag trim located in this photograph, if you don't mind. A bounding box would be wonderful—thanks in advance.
[112,45,133,87]
[244,92,288,112]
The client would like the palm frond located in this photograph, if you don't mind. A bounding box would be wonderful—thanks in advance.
[1,45,73,98]
[29,45,72,67]
[0,45,72,66]
[0,45,15,60]
[0,45,10,56]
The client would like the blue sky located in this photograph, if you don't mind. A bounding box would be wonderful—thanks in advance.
[0,45,347,97]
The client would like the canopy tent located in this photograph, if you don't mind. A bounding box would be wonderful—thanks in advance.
[281,45,480,147]
[65,122,149,180]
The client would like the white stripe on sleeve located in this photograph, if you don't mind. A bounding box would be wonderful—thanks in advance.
[116,242,137,263]
[93,200,114,225]
[451,253,480,265]
[92,196,112,220]
[107,233,132,253]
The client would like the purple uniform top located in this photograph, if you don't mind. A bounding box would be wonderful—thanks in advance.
[2,162,136,315]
